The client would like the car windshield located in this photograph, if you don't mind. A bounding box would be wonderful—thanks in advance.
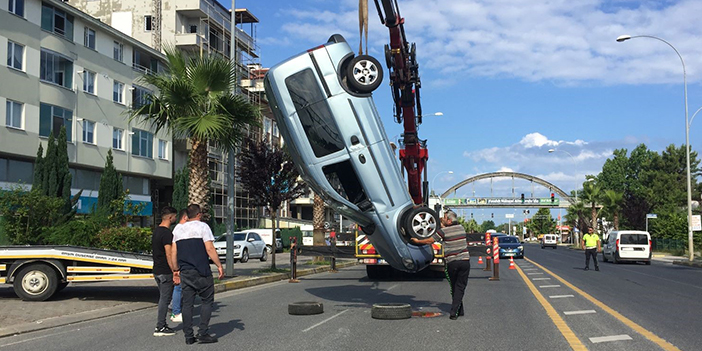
[620,234,648,245]
[499,236,520,244]
[217,233,247,242]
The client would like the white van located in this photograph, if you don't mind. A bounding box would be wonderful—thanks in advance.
[541,234,558,249]
[602,230,651,265]
[301,225,314,246]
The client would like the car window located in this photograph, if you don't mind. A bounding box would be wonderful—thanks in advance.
[498,237,519,244]
[286,68,344,157]
[466,234,484,242]
[217,233,247,242]
[252,233,261,241]
[620,234,648,245]
[323,160,370,207]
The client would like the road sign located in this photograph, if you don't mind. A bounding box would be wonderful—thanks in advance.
[692,215,701,231]
[324,222,330,230]
[505,213,514,218]
[646,213,658,219]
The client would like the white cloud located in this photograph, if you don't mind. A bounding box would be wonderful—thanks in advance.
[520,133,559,148]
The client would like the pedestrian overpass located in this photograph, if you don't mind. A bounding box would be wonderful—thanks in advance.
[438,171,575,209]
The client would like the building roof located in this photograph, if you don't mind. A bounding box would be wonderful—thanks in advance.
[233,9,259,24]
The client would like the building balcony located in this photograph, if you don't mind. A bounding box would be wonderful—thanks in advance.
[175,33,202,49]
[176,0,231,29]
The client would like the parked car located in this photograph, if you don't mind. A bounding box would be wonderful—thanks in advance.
[264,34,436,273]
[214,231,268,263]
[602,230,651,265]
[497,235,524,259]
[541,234,558,249]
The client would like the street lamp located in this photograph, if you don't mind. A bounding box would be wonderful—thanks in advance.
[431,170,454,195]
[419,112,444,118]
[617,34,694,261]
[548,148,578,202]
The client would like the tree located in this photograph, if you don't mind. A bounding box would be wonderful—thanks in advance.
[479,220,496,233]
[601,190,624,231]
[129,47,259,220]
[528,208,556,236]
[97,149,123,213]
[581,180,602,232]
[458,217,479,233]
[38,127,79,223]
[172,163,189,211]
[237,139,305,269]
[312,193,326,245]
[566,201,587,246]
[33,144,44,194]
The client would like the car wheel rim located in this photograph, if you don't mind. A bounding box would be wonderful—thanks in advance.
[411,211,437,238]
[353,60,379,86]
[22,270,49,296]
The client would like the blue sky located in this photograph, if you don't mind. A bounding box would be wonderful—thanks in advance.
[223,0,702,225]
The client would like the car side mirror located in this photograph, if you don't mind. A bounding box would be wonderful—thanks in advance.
[248,238,255,242]
[521,241,525,244]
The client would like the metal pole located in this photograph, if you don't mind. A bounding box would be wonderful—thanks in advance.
[224,0,238,277]
[646,217,648,233]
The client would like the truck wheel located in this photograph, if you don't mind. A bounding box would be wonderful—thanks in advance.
[288,301,323,315]
[371,303,412,320]
[13,264,58,301]
[403,207,439,241]
[346,55,383,94]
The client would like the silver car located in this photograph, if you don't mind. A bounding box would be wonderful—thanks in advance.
[214,232,268,263]
[264,34,438,273]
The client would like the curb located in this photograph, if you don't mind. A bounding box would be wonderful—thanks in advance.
[0,261,358,339]
[672,260,702,268]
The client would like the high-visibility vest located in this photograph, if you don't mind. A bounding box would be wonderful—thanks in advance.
[583,234,599,248]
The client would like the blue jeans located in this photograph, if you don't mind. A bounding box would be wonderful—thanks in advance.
[172,284,182,315]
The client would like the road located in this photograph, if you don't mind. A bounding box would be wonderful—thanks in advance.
[1,245,699,350]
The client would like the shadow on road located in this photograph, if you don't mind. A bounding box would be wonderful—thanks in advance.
[304,284,451,313]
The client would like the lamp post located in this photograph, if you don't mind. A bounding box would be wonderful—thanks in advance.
[548,148,578,203]
[617,34,694,261]
[431,171,454,196]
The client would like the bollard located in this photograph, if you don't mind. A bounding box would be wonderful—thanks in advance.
[331,235,337,272]
[484,233,492,271]
[289,236,299,283]
[489,237,500,281]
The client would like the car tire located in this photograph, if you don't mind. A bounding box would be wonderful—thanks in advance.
[346,55,384,94]
[288,301,324,315]
[553,246,557,249]
[240,249,249,263]
[371,303,412,320]
[403,206,439,241]
[266,245,272,254]
[613,253,620,264]
[13,264,58,301]
[602,254,609,262]
[260,248,268,262]
[645,260,651,265]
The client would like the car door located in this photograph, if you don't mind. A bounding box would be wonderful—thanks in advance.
[252,233,265,257]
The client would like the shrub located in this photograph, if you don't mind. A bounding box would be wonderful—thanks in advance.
[280,227,303,248]
[97,227,152,253]
[46,219,100,247]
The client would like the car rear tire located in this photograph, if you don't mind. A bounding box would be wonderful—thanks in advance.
[240,249,249,263]
[347,55,384,94]
[13,264,58,301]
[602,254,609,262]
[645,260,651,265]
[260,248,268,262]
[403,206,439,241]
[371,303,412,320]
[288,301,324,315]
[613,253,620,264]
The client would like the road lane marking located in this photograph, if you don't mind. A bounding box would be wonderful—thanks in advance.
[540,285,561,288]
[513,263,587,351]
[0,328,83,348]
[303,309,349,333]
[525,258,681,351]
[523,268,538,271]
[590,334,633,343]
[532,278,551,280]
[527,273,544,275]
[564,310,597,315]
[549,295,574,299]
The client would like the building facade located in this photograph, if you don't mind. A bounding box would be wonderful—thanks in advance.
[0,0,170,221]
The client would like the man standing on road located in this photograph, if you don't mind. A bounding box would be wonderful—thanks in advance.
[172,204,224,344]
[410,209,470,320]
[152,206,179,336]
[581,227,601,271]
[169,209,189,324]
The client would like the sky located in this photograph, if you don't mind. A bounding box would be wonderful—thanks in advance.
[222,0,702,225]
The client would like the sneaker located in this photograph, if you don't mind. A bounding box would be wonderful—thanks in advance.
[196,334,218,344]
[584,267,589,271]
[185,337,197,345]
[595,267,600,271]
[154,326,176,336]
[449,315,458,320]
[171,313,182,323]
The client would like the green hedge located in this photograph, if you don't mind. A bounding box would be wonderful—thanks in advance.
[280,227,302,248]
[97,227,152,253]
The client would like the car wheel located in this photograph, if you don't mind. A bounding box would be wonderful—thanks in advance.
[602,253,609,262]
[613,252,620,264]
[403,206,439,241]
[288,301,324,315]
[13,264,58,301]
[260,248,268,262]
[240,249,249,263]
[645,260,651,265]
[553,246,557,249]
[346,55,384,93]
[371,303,412,320]
[266,245,272,254]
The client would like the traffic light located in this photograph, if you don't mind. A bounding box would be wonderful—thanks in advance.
[470,212,473,219]
[551,193,555,202]
[521,193,525,203]
[491,213,494,218]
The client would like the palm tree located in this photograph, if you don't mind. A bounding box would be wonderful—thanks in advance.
[566,201,586,245]
[602,190,624,230]
[312,193,326,246]
[129,47,259,218]
[581,180,602,233]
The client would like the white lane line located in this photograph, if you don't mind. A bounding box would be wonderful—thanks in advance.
[549,295,575,299]
[523,268,538,271]
[527,273,544,275]
[564,310,597,315]
[303,309,349,333]
[539,285,561,288]
[532,278,551,280]
[0,328,80,348]
[377,284,398,295]
[589,335,633,343]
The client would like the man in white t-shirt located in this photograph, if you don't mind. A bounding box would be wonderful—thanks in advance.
[172,204,224,345]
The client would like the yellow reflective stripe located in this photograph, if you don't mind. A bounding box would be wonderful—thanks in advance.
[67,274,153,281]
[0,264,6,271]
[0,278,5,284]
[0,255,152,269]
[67,267,131,273]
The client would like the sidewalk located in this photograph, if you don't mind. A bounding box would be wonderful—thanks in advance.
[0,258,357,338]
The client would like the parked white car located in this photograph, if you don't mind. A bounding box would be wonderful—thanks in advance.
[214,231,268,263]
[602,230,651,265]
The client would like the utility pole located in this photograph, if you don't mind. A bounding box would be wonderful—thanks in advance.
[225,0,238,277]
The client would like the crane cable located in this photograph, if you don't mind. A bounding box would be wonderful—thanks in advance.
[358,0,368,55]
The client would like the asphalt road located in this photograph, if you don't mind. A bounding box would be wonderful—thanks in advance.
[524,243,702,351]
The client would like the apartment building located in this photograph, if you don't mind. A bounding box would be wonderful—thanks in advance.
[0,0,170,221]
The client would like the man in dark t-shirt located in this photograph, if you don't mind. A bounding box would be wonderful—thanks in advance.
[152,206,179,336]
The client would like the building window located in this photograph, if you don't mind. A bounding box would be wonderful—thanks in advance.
[82,120,95,144]
[144,15,153,31]
[113,81,124,103]
[84,27,95,49]
[6,41,24,71]
[189,25,197,34]
[40,49,73,89]
[132,85,151,109]
[132,129,153,158]
[113,128,123,150]
[41,4,74,41]
[82,70,95,94]
[113,41,123,62]
[5,100,22,129]
[9,0,24,17]
[39,103,72,141]
[158,140,167,159]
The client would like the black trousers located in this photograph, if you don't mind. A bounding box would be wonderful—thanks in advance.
[446,260,471,317]
[154,274,174,329]
[585,248,599,269]
[180,269,215,339]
